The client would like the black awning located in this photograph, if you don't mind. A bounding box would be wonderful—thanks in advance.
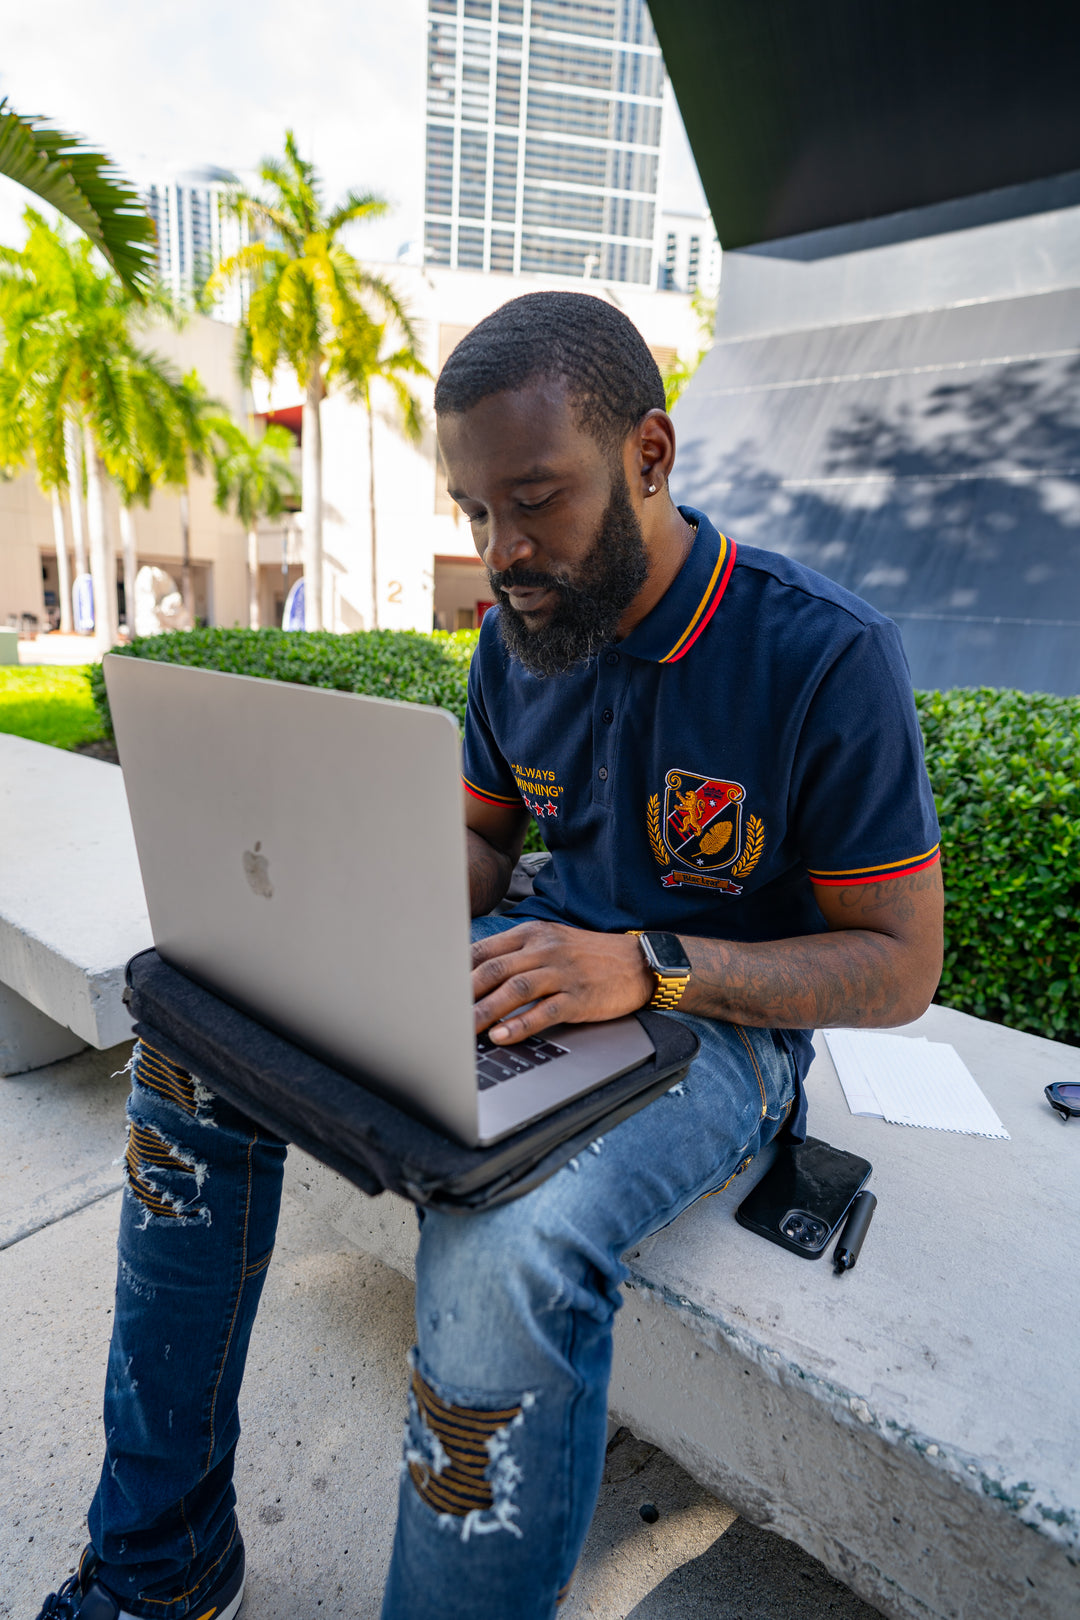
[648,0,1080,246]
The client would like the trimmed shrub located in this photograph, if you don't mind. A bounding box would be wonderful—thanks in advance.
[90,627,479,732]
[91,634,1079,1045]
[915,688,1079,1046]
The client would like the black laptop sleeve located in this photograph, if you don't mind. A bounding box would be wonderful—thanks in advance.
[123,948,700,1213]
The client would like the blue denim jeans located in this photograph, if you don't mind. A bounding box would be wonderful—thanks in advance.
[89,916,796,1619]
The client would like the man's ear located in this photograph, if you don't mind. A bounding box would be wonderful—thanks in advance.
[630,408,677,500]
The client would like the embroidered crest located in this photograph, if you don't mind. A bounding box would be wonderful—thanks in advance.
[649,771,765,894]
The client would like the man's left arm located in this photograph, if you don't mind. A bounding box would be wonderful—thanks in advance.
[470,861,943,1043]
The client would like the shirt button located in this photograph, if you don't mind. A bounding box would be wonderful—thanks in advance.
[602,708,614,724]
[598,766,608,781]
[605,651,619,665]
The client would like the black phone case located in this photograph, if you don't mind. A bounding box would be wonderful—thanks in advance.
[735,1136,872,1258]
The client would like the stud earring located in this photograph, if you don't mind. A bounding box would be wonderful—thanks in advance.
[647,484,657,493]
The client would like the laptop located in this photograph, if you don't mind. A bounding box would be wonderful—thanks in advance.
[104,656,655,1147]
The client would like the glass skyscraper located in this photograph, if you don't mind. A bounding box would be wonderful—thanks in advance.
[423,0,666,285]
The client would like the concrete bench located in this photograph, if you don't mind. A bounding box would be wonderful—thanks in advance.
[2,731,1077,1618]
[0,734,151,1074]
[286,1006,1080,1620]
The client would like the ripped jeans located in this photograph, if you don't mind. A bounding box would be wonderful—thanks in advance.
[88,915,797,1620]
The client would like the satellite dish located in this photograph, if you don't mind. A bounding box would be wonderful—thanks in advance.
[283,578,306,631]
[73,573,94,634]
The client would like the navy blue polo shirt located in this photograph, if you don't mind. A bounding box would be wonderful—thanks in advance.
[462,507,940,1133]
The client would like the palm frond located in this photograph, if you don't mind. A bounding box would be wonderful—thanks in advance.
[0,100,156,297]
[325,189,389,235]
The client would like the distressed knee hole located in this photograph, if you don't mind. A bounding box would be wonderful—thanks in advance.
[124,1120,209,1223]
[404,1359,534,1540]
[132,1041,217,1120]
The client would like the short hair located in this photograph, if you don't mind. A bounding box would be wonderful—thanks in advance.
[434,291,665,452]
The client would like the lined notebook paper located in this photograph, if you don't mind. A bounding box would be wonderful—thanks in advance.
[822,1030,1010,1140]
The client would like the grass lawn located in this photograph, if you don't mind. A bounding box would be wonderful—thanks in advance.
[0,666,104,750]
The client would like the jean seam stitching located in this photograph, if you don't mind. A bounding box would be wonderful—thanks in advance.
[203,1134,256,1474]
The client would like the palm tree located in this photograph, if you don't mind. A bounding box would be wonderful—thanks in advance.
[332,316,426,629]
[0,99,155,296]
[209,130,416,630]
[0,211,205,650]
[210,419,299,628]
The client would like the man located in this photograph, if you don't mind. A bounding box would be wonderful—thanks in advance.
[38,292,942,1620]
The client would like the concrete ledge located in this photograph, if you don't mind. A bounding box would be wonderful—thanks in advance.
[285,1003,1080,1620]
[0,735,150,1050]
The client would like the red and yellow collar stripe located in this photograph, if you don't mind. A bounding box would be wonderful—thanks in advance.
[658,534,737,664]
[462,774,522,808]
[808,845,941,888]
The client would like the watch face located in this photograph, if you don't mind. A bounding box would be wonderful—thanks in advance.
[641,931,691,974]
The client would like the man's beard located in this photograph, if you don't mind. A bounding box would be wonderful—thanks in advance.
[488,472,649,678]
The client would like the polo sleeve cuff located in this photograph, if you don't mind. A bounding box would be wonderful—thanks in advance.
[807,845,940,887]
[462,775,523,809]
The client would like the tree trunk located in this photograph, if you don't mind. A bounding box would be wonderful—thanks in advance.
[83,433,118,651]
[302,369,324,630]
[64,416,89,629]
[248,527,260,629]
[119,504,138,638]
[368,396,378,631]
[50,491,74,634]
[179,489,193,620]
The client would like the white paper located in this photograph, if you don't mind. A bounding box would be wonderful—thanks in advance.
[822,1029,1010,1140]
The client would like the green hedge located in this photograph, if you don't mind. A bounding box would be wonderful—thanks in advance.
[92,633,1079,1046]
[915,687,1079,1045]
[91,626,479,728]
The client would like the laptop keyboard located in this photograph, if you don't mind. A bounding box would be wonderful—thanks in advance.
[475,1029,571,1090]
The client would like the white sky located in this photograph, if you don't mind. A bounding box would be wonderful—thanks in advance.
[0,0,707,259]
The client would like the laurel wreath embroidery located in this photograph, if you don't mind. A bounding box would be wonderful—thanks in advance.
[731,815,765,879]
[646,794,669,866]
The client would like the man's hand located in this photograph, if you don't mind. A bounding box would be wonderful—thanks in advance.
[473,922,653,1043]
[473,863,944,1043]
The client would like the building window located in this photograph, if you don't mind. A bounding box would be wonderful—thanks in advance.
[687,234,701,291]
[490,230,515,271]
[660,231,677,290]
[457,224,485,268]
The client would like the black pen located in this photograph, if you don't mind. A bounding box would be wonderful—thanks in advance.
[834,1190,877,1274]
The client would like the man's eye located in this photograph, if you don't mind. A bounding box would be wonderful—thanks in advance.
[519,494,555,513]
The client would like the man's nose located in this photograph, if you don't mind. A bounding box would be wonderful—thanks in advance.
[482,517,534,575]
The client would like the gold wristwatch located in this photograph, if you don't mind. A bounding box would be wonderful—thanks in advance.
[627,930,692,1011]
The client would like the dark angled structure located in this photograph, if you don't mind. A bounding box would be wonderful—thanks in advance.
[650,1,1080,693]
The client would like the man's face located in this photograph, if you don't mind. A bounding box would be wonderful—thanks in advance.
[437,377,649,676]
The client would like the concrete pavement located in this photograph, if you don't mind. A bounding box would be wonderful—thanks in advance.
[1,1042,884,1619]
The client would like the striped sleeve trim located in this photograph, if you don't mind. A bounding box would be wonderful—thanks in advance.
[808,846,941,887]
[462,774,522,808]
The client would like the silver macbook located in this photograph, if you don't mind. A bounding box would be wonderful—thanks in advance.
[104,656,654,1147]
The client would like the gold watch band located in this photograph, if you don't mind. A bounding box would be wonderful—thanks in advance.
[626,930,691,1011]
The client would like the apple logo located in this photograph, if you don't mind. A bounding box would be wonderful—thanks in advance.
[242,840,274,899]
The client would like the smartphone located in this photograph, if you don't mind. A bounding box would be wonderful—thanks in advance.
[735,1137,872,1259]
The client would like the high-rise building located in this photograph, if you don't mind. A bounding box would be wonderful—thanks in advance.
[143,167,246,319]
[423,0,666,286]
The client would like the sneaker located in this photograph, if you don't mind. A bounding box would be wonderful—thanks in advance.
[35,1540,245,1620]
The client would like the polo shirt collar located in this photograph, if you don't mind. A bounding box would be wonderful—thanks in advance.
[619,507,737,664]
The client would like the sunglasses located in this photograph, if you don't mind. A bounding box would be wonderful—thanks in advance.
[1045,1082,1080,1123]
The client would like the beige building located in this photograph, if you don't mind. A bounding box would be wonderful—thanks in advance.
[0,313,255,636]
[0,264,705,639]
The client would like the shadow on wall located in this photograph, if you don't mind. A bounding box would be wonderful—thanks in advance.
[675,351,1080,695]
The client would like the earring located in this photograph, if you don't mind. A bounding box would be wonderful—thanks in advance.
[647,484,657,494]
